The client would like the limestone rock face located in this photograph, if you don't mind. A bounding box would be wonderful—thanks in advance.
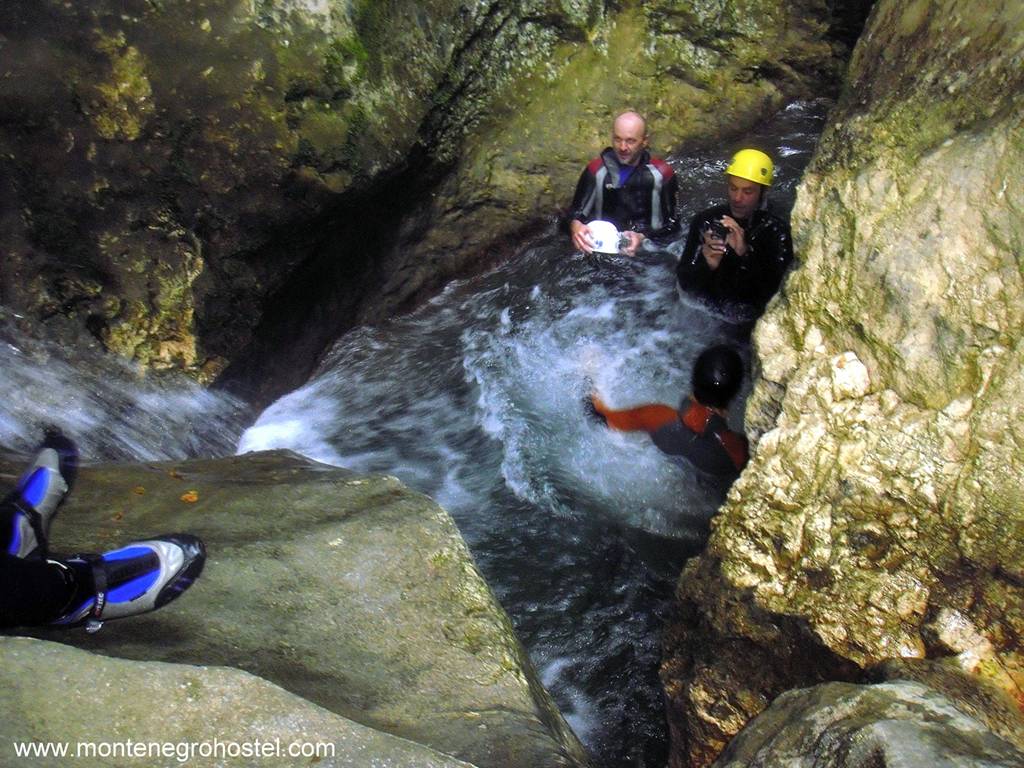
[0,0,855,399]
[0,637,477,768]
[713,678,1024,768]
[0,451,587,768]
[661,1,1024,766]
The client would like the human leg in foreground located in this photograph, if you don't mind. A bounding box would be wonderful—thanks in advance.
[0,430,205,630]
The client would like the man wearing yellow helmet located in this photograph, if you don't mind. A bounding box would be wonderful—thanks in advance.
[676,148,794,319]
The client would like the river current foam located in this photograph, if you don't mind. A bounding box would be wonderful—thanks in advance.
[238,99,829,767]
[0,100,829,767]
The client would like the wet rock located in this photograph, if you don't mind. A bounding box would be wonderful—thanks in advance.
[0,636,477,768]
[714,677,1024,768]
[0,450,587,768]
[661,0,1024,765]
[868,659,1024,751]
[0,0,861,404]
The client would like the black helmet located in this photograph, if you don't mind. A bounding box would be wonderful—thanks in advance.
[691,345,743,409]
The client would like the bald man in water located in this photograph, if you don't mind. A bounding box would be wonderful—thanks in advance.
[567,111,680,256]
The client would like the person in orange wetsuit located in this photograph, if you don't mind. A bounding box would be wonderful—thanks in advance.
[588,345,749,477]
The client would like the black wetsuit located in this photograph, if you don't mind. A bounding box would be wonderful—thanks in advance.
[676,203,793,316]
[590,395,748,477]
[0,551,74,627]
[569,148,681,245]
[0,491,78,627]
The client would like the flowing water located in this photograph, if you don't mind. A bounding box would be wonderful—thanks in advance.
[240,101,830,767]
[0,312,246,461]
[0,100,829,767]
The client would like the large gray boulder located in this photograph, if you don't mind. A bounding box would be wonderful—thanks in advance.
[0,636,477,768]
[2,450,587,768]
[713,678,1024,768]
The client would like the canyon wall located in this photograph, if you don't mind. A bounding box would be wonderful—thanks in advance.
[660,1,1024,764]
[0,0,857,403]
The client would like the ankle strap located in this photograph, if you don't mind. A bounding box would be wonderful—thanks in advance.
[87,555,108,619]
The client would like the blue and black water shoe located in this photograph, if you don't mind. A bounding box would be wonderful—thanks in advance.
[53,534,206,631]
[2,428,79,559]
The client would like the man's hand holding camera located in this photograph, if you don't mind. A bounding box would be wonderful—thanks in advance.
[701,216,747,270]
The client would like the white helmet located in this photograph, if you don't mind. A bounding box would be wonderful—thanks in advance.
[587,220,621,254]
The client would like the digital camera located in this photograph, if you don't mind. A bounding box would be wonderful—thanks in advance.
[705,219,729,240]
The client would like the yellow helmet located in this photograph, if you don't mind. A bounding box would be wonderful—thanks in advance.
[725,149,773,186]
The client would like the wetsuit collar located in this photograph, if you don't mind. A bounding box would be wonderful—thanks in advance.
[690,395,728,417]
[602,147,652,179]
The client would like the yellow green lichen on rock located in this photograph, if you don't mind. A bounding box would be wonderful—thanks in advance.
[84,31,154,141]
[661,0,1024,765]
[0,0,856,384]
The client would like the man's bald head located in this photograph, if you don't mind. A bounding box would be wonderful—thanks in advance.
[614,111,648,138]
[611,111,649,167]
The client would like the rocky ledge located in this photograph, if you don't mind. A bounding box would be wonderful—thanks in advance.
[715,661,1024,768]
[0,637,478,768]
[0,450,587,768]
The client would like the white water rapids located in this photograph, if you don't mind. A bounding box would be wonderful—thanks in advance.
[1,101,828,767]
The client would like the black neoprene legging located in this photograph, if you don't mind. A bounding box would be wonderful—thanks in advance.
[0,494,74,628]
[0,552,72,628]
